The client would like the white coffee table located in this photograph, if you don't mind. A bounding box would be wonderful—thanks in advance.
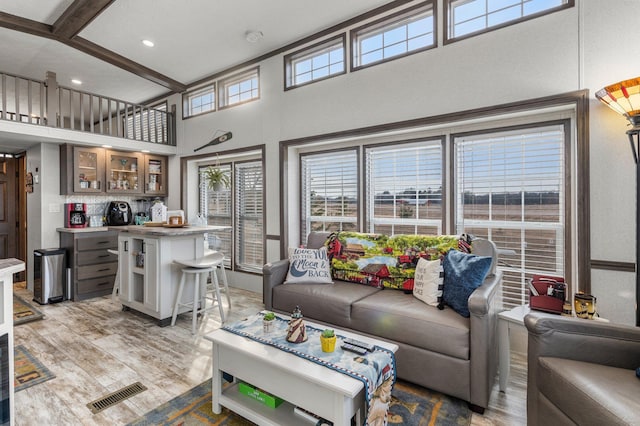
[204,316,398,426]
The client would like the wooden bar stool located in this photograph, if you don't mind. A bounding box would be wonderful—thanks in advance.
[170,252,228,334]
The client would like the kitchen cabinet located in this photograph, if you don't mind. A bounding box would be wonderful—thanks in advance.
[59,229,118,300]
[119,235,159,313]
[59,144,168,196]
[144,154,167,196]
[105,150,144,194]
[60,145,105,194]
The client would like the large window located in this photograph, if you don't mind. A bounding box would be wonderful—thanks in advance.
[199,159,264,273]
[300,149,359,239]
[297,120,572,310]
[454,123,568,308]
[219,68,260,108]
[365,140,444,235]
[352,2,435,70]
[445,0,573,42]
[285,35,346,89]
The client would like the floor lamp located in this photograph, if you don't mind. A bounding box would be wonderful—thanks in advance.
[596,77,640,326]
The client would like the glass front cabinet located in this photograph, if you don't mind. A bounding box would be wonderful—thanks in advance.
[144,154,167,196]
[106,150,144,194]
[60,145,106,194]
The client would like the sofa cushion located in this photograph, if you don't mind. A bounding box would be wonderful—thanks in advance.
[285,247,332,284]
[538,357,640,425]
[350,290,471,360]
[272,281,381,329]
[442,250,492,317]
[412,258,443,306]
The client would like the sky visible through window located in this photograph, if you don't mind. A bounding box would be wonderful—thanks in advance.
[450,0,566,38]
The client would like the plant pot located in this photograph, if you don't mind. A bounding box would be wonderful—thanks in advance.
[263,319,274,333]
[320,335,336,353]
[211,182,224,192]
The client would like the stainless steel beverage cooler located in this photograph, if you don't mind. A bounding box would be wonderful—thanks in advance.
[33,248,67,304]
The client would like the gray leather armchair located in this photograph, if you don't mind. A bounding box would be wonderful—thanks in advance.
[525,312,640,425]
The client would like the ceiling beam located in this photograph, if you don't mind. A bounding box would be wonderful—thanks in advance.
[65,37,186,92]
[0,8,185,93]
[52,0,115,39]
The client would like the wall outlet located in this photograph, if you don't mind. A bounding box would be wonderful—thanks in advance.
[49,203,61,213]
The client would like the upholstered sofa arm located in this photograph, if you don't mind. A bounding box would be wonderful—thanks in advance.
[262,259,289,310]
[468,270,503,409]
[525,313,640,369]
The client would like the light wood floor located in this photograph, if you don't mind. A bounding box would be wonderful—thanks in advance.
[13,283,527,425]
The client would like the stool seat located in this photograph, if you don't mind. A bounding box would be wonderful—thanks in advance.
[170,252,231,334]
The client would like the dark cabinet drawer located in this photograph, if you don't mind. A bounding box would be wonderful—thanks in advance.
[77,250,117,266]
[77,234,117,251]
[77,262,118,280]
[77,276,115,296]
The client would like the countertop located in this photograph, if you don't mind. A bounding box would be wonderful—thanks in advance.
[57,227,114,234]
[0,258,25,275]
[107,225,228,237]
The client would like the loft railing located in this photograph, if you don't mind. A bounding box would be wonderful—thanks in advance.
[0,71,176,146]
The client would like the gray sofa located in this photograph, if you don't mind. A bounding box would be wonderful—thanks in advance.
[526,313,640,425]
[263,232,503,412]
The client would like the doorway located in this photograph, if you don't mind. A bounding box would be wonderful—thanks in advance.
[0,155,27,281]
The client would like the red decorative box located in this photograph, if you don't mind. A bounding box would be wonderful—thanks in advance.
[529,275,565,315]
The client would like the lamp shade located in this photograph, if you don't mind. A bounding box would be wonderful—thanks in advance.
[596,77,640,126]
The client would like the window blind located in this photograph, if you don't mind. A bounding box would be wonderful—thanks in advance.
[454,124,566,308]
[366,141,443,235]
[301,150,358,241]
[235,161,264,272]
[199,165,232,268]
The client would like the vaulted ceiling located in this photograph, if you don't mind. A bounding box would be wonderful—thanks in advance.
[0,0,396,105]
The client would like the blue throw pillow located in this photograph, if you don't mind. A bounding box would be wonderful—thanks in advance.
[442,249,492,317]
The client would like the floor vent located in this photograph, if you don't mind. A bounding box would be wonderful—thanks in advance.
[87,382,147,414]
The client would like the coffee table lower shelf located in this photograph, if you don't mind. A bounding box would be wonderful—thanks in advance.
[219,382,305,426]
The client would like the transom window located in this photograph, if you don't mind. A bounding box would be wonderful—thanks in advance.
[285,35,346,89]
[220,68,260,108]
[183,84,215,118]
[352,2,435,70]
[446,0,573,41]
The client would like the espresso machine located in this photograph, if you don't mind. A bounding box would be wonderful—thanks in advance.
[64,203,87,228]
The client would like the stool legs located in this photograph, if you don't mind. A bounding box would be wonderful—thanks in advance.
[216,265,231,310]
[171,269,187,328]
[209,269,225,323]
[171,266,226,334]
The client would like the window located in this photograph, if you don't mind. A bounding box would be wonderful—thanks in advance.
[300,149,359,240]
[219,68,260,108]
[124,102,167,143]
[183,84,215,117]
[235,161,264,272]
[454,123,568,309]
[445,0,573,42]
[285,36,346,89]
[366,140,444,235]
[352,2,435,70]
[199,159,264,273]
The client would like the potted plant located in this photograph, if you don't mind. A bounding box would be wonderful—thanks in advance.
[203,163,230,192]
[263,311,276,333]
[320,329,336,353]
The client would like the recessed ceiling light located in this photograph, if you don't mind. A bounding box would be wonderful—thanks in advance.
[142,39,155,47]
[102,144,112,148]
[245,31,263,43]
[71,79,82,85]
[141,150,150,153]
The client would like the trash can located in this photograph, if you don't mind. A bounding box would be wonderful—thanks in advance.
[33,248,66,305]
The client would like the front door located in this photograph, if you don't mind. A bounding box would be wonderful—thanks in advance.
[0,158,16,260]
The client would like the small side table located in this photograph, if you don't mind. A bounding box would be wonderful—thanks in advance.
[498,305,530,392]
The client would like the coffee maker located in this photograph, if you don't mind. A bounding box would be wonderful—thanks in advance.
[65,203,87,228]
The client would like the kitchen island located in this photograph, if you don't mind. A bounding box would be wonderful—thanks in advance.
[111,225,228,326]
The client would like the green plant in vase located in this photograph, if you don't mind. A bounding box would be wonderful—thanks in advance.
[320,328,336,353]
[203,159,230,192]
[263,312,276,333]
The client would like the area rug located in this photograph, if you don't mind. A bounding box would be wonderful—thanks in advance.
[127,379,471,426]
[14,345,55,392]
[13,294,44,326]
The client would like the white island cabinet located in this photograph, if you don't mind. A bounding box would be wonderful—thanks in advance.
[113,225,222,326]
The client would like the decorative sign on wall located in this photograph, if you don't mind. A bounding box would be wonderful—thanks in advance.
[194,131,233,152]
